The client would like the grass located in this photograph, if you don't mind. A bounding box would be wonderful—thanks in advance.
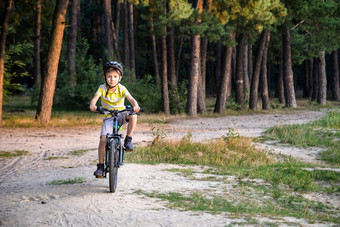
[2,95,339,128]
[133,156,340,223]
[128,134,274,168]
[1,109,102,128]
[48,177,86,185]
[126,128,340,224]
[239,160,340,192]
[68,149,93,156]
[261,109,340,165]
[128,135,339,193]
[136,190,339,224]
[164,168,196,177]
[0,150,28,158]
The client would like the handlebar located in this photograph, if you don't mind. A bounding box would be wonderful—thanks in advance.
[91,105,143,116]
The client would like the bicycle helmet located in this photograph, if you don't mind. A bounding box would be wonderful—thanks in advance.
[103,61,124,76]
[103,61,124,97]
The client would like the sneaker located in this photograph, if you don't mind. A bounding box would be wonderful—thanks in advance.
[124,136,134,151]
[94,164,104,177]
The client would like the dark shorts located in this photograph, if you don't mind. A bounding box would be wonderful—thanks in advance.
[100,112,128,136]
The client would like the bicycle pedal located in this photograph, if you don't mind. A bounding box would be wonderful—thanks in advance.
[96,175,104,178]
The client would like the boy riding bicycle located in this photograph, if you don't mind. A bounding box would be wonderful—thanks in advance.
[89,61,140,177]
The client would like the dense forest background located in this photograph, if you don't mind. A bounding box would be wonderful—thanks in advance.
[0,0,339,124]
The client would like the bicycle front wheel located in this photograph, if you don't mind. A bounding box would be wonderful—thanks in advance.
[109,139,119,193]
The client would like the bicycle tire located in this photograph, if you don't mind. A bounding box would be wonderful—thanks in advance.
[109,139,119,193]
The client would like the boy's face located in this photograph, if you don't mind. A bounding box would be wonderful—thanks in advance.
[105,70,121,88]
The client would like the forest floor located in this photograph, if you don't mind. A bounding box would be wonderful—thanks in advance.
[1,109,339,226]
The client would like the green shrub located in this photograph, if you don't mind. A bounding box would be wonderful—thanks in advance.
[169,80,188,114]
[53,39,103,110]
[121,75,162,113]
[226,96,242,110]
[4,41,33,100]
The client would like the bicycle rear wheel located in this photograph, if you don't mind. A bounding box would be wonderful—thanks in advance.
[109,139,119,192]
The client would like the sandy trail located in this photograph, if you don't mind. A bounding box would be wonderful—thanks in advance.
[0,109,339,226]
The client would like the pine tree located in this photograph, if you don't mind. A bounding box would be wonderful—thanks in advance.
[36,0,69,125]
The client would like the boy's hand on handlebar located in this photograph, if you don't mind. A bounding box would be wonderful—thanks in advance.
[89,104,97,112]
[133,106,140,113]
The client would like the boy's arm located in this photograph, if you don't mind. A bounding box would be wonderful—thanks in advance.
[89,94,100,112]
[126,94,140,113]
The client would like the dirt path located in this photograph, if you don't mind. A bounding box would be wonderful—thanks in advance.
[0,109,339,226]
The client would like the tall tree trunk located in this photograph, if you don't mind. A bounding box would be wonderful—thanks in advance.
[110,20,119,61]
[197,77,206,113]
[103,0,114,60]
[215,41,222,88]
[198,36,208,114]
[244,44,249,100]
[248,44,253,85]
[200,38,208,96]
[249,30,270,110]
[197,0,211,114]
[308,58,314,98]
[187,0,203,116]
[317,51,327,105]
[113,0,121,61]
[278,51,285,104]
[214,32,234,113]
[282,25,297,108]
[200,0,211,96]
[161,32,170,115]
[77,0,81,39]
[34,0,42,87]
[261,31,271,110]
[114,0,120,42]
[176,36,183,84]
[150,17,160,85]
[169,26,177,89]
[36,0,69,125]
[109,18,119,61]
[123,0,130,78]
[231,47,237,85]
[331,49,340,100]
[169,25,181,113]
[128,2,136,78]
[187,34,200,116]
[91,2,100,52]
[67,0,77,87]
[77,1,82,40]
[0,0,14,124]
[303,60,309,98]
[312,57,319,101]
[236,33,246,109]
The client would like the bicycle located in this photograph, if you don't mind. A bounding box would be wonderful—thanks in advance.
[93,105,142,193]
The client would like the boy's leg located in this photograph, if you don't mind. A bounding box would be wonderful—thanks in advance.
[125,115,137,151]
[94,136,106,177]
[98,135,106,163]
[126,114,137,136]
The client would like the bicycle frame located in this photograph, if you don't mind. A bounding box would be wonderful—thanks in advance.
[105,115,124,171]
